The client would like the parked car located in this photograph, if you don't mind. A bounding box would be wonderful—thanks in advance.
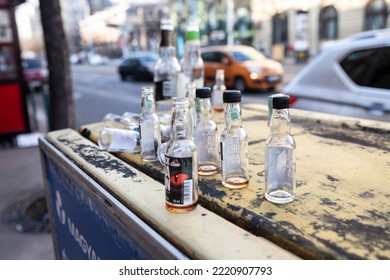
[22,57,48,93]
[201,45,284,92]
[284,28,390,122]
[118,52,158,82]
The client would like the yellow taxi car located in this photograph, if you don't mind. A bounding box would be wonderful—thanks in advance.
[201,45,284,92]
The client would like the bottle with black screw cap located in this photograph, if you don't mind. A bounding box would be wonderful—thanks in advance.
[154,18,181,101]
[265,93,296,204]
[220,90,249,188]
[194,87,220,176]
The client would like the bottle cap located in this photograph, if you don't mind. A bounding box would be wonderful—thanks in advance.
[223,90,241,103]
[272,94,290,109]
[196,87,212,99]
[160,18,174,47]
[186,21,200,41]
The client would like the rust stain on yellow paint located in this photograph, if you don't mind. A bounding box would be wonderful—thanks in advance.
[80,105,390,259]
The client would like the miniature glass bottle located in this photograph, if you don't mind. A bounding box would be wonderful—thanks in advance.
[98,127,139,153]
[164,97,198,212]
[194,87,219,176]
[265,94,296,204]
[185,82,197,132]
[179,20,204,94]
[220,90,249,188]
[139,87,161,162]
[212,69,226,112]
[103,113,139,132]
[154,18,181,101]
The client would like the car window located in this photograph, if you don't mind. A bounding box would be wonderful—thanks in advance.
[202,51,229,63]
[231,48,265,62]
[22,59,42,69]
[367,47,390,90]
[139,56,157,63]
[124,59,138,66]
[340,46,390,90]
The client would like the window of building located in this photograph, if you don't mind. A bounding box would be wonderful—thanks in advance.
[340,47,390,90]
[364,0,389,31]
[272,13,288,45]
[319,5,338,40]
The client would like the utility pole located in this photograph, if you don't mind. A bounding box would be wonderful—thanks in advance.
[226,0,234,45]
[39,0,75,131]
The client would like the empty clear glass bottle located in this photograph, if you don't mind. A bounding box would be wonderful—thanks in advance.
[212,69,226,112]
[194,87,219,176]
[139,87,161,162]
[265,94,296,204]
[98,127,139,153]
[179,20,204,94]
[103,113,139,132]
[185,82,197,132]
[220,90,249,189]
[164,97,198,212]
[154,18,181,101]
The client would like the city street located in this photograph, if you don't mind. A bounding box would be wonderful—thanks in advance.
[0,58,305,260]
[72,59,305,128]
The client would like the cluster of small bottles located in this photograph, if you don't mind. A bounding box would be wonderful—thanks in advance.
[98,17,296,213]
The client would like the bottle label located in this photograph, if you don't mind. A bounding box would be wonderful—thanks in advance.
[163,80,172,97]
[195,98,201,115]
[165,155,193,206]
[229,107,240,122]
[266,147,294,187]
[144,96,154,112]
[221,138,241,171]
[140,124,156,152]
[155,80,172,100]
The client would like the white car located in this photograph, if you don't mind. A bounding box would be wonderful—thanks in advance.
[284,28,390,122]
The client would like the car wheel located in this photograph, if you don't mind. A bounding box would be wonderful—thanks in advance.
[120,73,127,81]
[234,77,246,92]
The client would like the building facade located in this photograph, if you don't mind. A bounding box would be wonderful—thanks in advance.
[250,0,390,58]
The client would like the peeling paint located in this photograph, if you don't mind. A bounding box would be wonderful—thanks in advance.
[77,107,390,260]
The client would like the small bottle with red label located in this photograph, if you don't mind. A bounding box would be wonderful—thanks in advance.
[164,97,198,212]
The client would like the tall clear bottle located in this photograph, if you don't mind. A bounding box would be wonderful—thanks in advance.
[265,94,296,204]
[212,69,226,112]
[194,87,219,176]
[179,20,204,94]
[154,18,181,101]
[139,87,161,162]
[220,90,249,189]
[185,82,197,132]
[164,97,198,212]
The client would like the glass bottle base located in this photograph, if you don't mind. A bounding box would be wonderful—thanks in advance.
[265,190,295,204]
[198,164,219,176]
[222,177,249,189]
[166,201,198,213]
[141,153,159,162]
[213,107,224,112]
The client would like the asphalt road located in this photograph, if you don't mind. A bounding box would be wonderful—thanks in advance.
[72,60,305,129]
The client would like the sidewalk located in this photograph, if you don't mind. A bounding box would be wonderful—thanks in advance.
[0,146,54,259]
[0,92,54,260]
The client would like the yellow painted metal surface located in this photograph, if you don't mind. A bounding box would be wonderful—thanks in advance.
[45,128,298,260]
[80,104,390,260]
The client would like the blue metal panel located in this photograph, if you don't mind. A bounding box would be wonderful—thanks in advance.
[44,155,153,260]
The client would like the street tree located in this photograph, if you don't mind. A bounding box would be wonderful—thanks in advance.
[39,0,75,130]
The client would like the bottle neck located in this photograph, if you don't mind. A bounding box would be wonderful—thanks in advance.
[215,74,225,86]
[197,98,212,121]
[159,46,176,58]
[269,109,291,136]
[141,94,156,115]
[171,104,192,139]
[224,102,242,128]
[183,40,201,61]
